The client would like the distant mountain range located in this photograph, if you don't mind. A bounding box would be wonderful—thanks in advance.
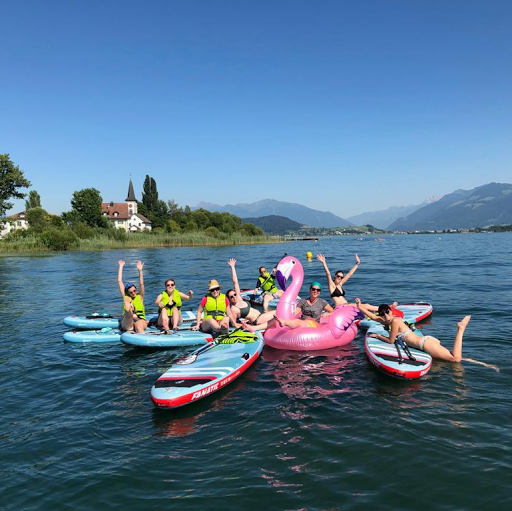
[196,199,352,228]
[346,196,440,230]
[241,215,304,234]
[388,182,512,231]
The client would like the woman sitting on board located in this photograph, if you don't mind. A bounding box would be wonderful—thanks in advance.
[118,259,148,333]
[192,279,240,334]
[254,265,284,312]
[227,259,276,325]
[245,282,334,332]
[355,299,471,363]
[155,279,194,333]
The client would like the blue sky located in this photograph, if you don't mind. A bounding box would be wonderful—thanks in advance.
[1,0,511,218]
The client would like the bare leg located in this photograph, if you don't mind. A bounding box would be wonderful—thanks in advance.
[134,318,148,333]
[244,318,277,332]
[275,317,311,330]
[423,316,471,362]
[120,310,134,331]
[171,308,183,330]
[158,309,170,331]
[256,310,276,324]
[263,293,272,312]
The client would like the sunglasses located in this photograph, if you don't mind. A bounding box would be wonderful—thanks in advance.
[311,288,321,292]
[228,293,237,299]
[166,283,175,287]
[335,274,343,278]
[210,287,220,292]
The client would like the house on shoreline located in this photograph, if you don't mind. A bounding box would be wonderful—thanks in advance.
[0,211,29,238]
[101,179,152,233]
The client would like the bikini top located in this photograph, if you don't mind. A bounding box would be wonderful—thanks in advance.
[331,286,345,298]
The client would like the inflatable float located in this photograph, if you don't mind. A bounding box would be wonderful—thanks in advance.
[263,255,363,350]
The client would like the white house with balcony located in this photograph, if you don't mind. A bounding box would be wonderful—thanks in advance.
[101,179,152,233]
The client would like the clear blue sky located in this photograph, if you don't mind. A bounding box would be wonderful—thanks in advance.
[1,0,511,218]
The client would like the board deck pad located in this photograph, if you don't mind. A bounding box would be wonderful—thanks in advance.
[151,333,264,408]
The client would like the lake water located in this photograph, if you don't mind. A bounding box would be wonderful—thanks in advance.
[1,234,511,510]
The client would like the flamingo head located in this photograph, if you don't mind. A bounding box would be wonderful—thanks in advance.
[275,255,301,291]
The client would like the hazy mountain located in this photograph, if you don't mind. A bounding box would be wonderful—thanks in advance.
[241,215,304,235]
[388,183,512,231]
[346,196,440,230]
[195,199,352,228]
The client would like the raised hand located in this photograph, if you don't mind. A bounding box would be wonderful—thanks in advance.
[355,254,361,264]
[118,259,125,267]
[136,260,144,271]
[228,258,237,268]
[316,253,326,263]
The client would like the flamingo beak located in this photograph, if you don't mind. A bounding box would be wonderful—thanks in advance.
[276,270,287,291]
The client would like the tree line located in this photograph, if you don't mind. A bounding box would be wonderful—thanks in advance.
[1,153,263,249]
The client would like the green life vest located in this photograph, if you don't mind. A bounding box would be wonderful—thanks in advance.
[162,289,182,315]
[123,294,146,320]
[258,272,278,294]
[204,293,227,321]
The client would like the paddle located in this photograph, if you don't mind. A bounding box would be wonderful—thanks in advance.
[255,253,287,297]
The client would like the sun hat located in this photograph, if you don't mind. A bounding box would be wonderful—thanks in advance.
[208,279,222,290]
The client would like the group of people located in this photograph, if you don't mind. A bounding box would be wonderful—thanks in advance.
[118,253,474,365]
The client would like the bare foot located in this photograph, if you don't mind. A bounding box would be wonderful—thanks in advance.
[457,315,471,330]
[243,323,256,332]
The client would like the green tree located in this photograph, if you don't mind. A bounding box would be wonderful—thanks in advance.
[26,207,49,229]
[25,190,42,210]
[70,188,107,227]
[0,153,31,217]
[142,175,159,213]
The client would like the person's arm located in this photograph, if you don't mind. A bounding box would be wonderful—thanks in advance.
[118,260,126,298]
[226,304,241,328]
[136,260,145,299]
[340,254,360,286]
[369,320,396,344]
[192,304,203,330]
[155,293,165,308]
[355,298,385,324]
[316,254,335,289]
[228,258,242,296]
[179,290,194,301]
[324,303,334,314]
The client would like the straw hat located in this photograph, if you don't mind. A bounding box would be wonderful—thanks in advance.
[208,279,221,290]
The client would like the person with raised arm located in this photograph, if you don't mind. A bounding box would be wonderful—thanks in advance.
[155,279,194,333]
[118,260,148,333]
[227,258,275,325]
[317,253,361,307]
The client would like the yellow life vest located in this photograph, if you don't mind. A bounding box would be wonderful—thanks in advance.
[162,289,182,315]
[123,294,146,320]
[204,293,227,321]
[258,272,278,294]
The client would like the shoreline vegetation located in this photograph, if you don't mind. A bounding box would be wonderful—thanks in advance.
[0,231,282,255]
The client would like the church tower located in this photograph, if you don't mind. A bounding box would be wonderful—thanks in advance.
[126,178,138,216]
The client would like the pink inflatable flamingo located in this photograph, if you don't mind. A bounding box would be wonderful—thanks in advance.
[264,255,363,351]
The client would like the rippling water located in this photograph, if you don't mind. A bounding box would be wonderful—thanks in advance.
[1,234,511,510]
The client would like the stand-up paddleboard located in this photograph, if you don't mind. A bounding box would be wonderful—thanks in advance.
[357,302,433,330]
[121,328,212,348]
[151,331,264,409]
[365,325,432,379]
[63,323,191,343]
[63,310,196,329]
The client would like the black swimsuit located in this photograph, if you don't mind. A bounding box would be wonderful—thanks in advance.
[238,302,251,318]
[331,286,345,298]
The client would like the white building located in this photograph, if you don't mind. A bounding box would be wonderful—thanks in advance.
[101,179,152,232]
[0,211,29,238]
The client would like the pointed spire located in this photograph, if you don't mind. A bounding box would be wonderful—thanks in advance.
[126,178,136,201]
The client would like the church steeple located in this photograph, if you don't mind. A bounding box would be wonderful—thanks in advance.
[126,178,136,202]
